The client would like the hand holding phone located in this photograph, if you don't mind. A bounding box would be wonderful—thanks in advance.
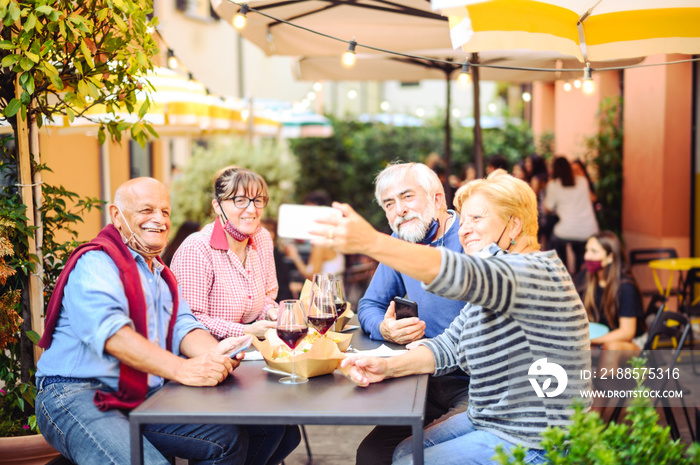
[393,297,419,320]
[228,335,253,359]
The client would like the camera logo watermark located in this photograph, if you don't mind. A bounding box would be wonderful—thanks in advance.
[528,358,568,398]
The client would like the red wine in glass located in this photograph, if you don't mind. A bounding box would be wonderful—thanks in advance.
[277,325,309,349]
[307,315,335,335]
[277,299,309,384]
[334,301,347,319]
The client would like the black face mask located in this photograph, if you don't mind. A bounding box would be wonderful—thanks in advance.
[474,216,513,258]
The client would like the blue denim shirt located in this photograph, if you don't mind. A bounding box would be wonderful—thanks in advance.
[358,211,466,340]
[37,248,207,391]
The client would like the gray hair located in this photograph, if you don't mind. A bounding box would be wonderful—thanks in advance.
[374,162,445,209]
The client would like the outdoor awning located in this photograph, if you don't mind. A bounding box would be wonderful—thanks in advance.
[433,0,700,62]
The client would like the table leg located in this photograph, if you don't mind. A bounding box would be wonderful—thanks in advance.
[412,421,424,465]
[130,418,144,465]
[651,268,672,298]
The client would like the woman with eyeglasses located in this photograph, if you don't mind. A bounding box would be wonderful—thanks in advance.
[171,166,279,340]
[172,167,301,465]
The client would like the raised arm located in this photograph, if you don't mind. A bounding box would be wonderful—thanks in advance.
[312,203,442,285]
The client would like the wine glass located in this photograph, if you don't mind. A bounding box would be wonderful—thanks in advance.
[307,284,337,337]
[276,299,309,385]
[331,278,348,331]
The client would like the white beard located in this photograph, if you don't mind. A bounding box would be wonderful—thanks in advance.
[391,203,438,243]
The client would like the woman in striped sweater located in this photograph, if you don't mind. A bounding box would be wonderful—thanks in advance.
[316,170,591,465]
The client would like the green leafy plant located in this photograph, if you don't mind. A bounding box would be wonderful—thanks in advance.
[0,217,38,437]
[289,117,534,229]
[169,138,299,233]
[0,0,159,146]
[494,357,700,465]
[585,97,623,236]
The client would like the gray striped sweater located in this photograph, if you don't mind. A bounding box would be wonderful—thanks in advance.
[421,248,591,450]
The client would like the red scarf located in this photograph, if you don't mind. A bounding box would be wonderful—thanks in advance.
[39,224,179,411]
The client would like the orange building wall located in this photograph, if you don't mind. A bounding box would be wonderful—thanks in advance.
[532,82,555,137]
[552,71,621,159]
[39,132,102,242]
[621,54,692,259]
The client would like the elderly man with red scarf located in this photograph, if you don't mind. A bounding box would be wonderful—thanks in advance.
[35,177,299,465]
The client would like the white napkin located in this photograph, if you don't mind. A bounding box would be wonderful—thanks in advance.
[354,344,407,357]
[241,350,264,361]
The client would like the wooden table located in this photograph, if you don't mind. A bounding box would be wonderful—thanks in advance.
[129,328,428,465]
[648,257,700,299]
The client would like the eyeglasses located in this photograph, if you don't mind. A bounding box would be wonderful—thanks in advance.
[223,196,269,209]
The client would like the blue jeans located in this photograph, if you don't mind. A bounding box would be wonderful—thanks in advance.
[36,379,299,465]
[392,413,547,465]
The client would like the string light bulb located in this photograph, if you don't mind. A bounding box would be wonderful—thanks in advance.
[563,81,572,92]
[342,40,357,68]
[457,62,471,88]
[573,79,581,89]
[167,49,177,69]
[582,63,595,95]
[233,4,250,30]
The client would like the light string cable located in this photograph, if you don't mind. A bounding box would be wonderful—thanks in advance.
[223,0,700,74]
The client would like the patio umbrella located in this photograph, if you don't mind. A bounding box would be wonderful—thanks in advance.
[210,0,452,57]
[433,0,700,62]
[254,98,334,138]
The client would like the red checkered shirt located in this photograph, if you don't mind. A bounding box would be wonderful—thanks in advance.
[171,220,278,339]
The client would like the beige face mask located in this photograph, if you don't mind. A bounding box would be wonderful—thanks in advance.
[116,206,167,257]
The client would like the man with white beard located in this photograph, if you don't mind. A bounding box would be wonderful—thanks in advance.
[356,162,469,465]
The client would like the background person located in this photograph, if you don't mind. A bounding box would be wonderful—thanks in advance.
[261,217,295,302]
[575,230,646,349]
[544,156,599,273]
[316,170,590,465]
[355,162,469,465]
[160,220,200,267]
[35,177,299,465]
[171,166,279,339]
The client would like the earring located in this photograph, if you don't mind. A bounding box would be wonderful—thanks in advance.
[510,238,516,246]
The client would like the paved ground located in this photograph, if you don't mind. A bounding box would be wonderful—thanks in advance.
[282,425,372,465]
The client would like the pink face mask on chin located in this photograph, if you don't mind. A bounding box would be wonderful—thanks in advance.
[223,218,260,242]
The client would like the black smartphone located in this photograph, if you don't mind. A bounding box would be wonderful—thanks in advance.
[393,296,419,320]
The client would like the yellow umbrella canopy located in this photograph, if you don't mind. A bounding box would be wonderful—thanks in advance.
[33,67,281,136]
[434,0,700,62]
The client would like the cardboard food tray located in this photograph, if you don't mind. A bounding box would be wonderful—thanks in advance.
[252,331,352,378]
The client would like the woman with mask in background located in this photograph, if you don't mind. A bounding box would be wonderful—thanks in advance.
[575,230,646,350]
[171,166,279,339]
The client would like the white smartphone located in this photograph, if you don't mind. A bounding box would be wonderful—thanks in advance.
[228,335,253,359]
[277,204,341,240]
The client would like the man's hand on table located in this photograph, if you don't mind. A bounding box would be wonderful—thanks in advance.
[379,301,425,345]
[173,335,251,386]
